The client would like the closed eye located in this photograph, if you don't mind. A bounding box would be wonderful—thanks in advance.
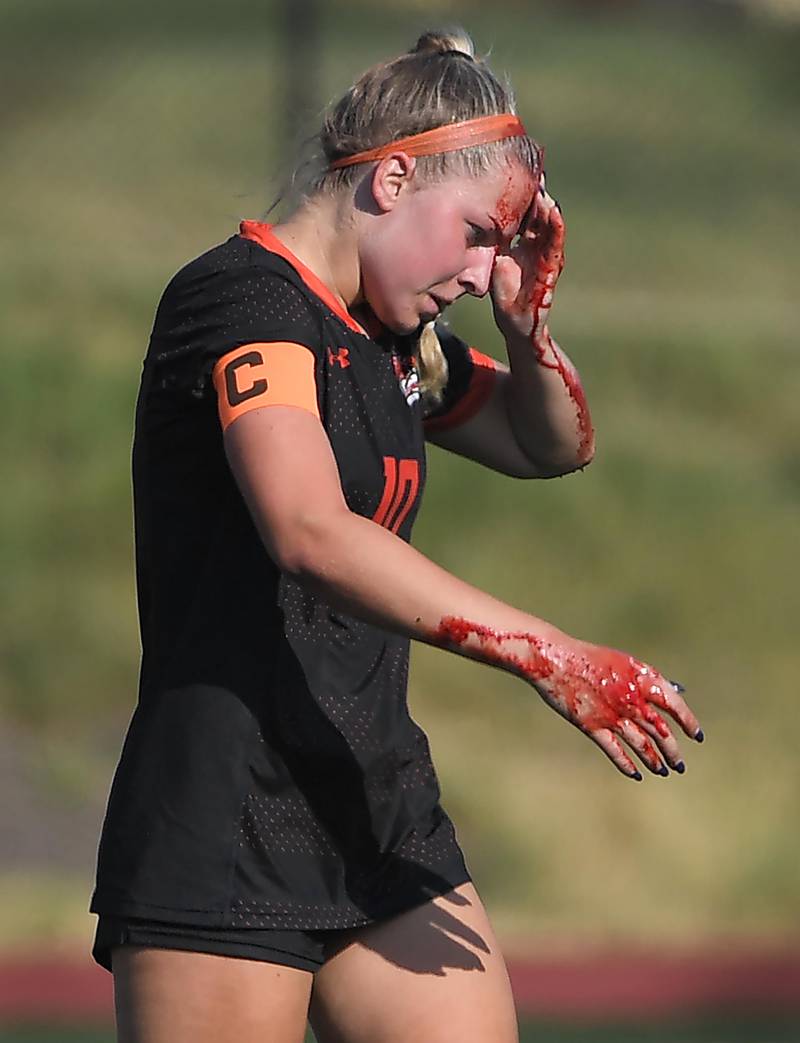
[466,223,493,248]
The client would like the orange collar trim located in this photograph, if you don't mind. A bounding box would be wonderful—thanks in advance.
[328,114,526,170]
[238,221,366,336]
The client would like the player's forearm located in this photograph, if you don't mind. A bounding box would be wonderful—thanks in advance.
[245,457,703,780]
[286,505,565,671]
[503,327,595,474]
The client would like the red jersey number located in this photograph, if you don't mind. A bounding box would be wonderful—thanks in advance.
[372,457,420,535]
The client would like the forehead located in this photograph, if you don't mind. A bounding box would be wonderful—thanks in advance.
[441,165,535,233]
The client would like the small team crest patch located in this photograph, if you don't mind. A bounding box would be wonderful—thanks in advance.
[392,355,420,407]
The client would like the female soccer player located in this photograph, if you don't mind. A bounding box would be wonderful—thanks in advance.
[91,28,703,1043]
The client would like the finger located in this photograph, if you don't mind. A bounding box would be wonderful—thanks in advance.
[534,253,561,298]
[617,719,669,776]
[522,201,550,243]
[537,190,558,229]
[517,197,537,239]
[539,189,560,236]
[548,200,566,254]
[507,238,540,283]
[640,672,702,742]
[587,727,642,781]
[637,712,686,773]
[508,241,551,304]
[490,254,524,306]
[528,216,563,277]
[524,187,557,240]
[543,203,564,251]
[519,276,545,317]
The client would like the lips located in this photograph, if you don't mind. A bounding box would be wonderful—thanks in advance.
[418,296,440,321]
[419,293,456,325]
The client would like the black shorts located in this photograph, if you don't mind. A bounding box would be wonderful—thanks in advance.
[92,916,356,975]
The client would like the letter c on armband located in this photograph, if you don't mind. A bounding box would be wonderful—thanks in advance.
[224,351,268,406]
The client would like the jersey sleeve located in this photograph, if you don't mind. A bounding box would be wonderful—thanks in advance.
[145,255,324,427]
[422,324,498,435]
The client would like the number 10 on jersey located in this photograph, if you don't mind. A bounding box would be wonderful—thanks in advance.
[372,457,420,535]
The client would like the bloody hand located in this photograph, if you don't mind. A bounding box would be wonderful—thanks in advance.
[490,175,595,462]
[491,174,566,343]
[436,617,703,780]
[532,637,703,779]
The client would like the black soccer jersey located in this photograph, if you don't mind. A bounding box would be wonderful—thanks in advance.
[90,222,496,931]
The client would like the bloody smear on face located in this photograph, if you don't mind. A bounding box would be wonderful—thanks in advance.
[434,616,669,760]
[493,193,525,237]
[491,169,537,239]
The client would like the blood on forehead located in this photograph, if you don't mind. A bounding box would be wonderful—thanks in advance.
[490,168,539,238]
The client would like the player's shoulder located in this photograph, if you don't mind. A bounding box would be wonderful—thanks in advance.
[164,233,311,310]
[150,232,323,351]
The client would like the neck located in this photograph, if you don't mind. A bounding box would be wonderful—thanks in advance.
[271,195,363,312]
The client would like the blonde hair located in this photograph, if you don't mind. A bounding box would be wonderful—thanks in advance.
[294,29,542,401]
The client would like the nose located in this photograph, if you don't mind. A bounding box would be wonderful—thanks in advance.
[458,247,495,298]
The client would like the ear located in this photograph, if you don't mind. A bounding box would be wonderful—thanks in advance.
[370,151,417,213]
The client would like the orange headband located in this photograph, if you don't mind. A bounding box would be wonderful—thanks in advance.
[328,114,527,170]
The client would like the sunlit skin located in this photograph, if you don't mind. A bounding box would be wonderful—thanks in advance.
[355,157,536,333]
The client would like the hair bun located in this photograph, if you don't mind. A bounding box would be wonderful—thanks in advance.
[411,28,476,60]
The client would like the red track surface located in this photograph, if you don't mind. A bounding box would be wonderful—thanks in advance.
[1,950,799,1024]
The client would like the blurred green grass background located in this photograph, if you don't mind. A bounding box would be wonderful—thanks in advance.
[1,0,798,956]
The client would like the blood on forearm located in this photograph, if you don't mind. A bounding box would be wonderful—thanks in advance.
[525,222,594,462]
[530,326,595,463]
[503,329,595,474]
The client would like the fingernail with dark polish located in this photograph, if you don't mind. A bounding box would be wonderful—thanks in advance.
[669,678,686,693]
[658,764,669,777]
[631,770,642,781]
[675,761,686,774]
[695,729,705,743]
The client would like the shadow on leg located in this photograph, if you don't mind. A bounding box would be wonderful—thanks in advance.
[309,883,519,1043]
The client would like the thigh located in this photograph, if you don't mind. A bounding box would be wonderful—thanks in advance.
[309,883,519,1043]
[113,946,313,1043]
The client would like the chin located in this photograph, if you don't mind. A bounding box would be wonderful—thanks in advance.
[373,305,421,336]
[395,318,426,336]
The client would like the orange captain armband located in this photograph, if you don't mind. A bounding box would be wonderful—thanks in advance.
[212,342,320,431]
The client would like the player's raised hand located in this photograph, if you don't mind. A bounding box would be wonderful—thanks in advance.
[491,174,566,344]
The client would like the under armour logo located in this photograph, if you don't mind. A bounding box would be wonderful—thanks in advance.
[328,347,350,369]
